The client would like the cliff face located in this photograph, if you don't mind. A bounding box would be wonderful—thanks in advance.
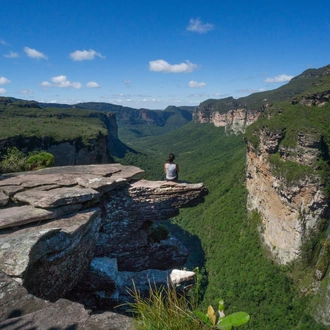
[193,97,261,134]
[0,164,207,327]
[246,130,328,264]
[0,112,118,166]
[244,87,330,325]
[194,106,260,134]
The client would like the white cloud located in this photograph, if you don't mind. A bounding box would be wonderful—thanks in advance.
[69,49,105,61]
[0,88,6,94]
[19,89,33,95]
[0,77,10,85]
[149,59,198,73]
[186,18,214,33]
[123,79,132,86]
[3,51,19,58]
[188,80,206,88]
[51,75,82,88]
[40,81,52,88]
[86,81,100,88]
[40,76,82,89]
[0,39,7,45]
[263,74,294,83]
[24,47,48,59]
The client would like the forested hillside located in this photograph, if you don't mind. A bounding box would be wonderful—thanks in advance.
[40,101,194,143]
[116,122,325,329]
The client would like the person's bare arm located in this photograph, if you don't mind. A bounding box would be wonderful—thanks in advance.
[164,163,167,174]
[176,164,179,173]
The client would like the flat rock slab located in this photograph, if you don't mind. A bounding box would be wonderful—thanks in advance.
[0,164,143,181]
[0,209,100,277]
[0,205,54,230]
[15,187,100,208]
[76,175,129,192]
[130,179,206,193]
[0,204,82,230]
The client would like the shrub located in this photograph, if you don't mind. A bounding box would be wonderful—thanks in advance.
[0,147,26,173]
[26,151,55,170]
[0,147,54,174]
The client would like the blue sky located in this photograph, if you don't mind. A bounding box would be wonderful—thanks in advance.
[1,0,329,109]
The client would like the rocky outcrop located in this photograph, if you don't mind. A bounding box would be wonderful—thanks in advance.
[0,164,207,327]
[291,90,330,107]
[246,129,328,264]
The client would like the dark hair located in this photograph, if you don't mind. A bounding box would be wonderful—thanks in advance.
[168,153,175,162]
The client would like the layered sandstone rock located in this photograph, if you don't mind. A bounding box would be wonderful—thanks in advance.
[194,106,260,134]
[246,129,328,264]
[193,97,262,134]
[0,164,207,327]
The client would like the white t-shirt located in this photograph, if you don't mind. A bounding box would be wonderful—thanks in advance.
[165,163,177,180]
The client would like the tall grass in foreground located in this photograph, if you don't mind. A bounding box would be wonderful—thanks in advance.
[127,281,250,330]
[127,282,205,330]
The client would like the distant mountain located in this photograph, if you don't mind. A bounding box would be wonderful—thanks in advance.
[39,102,195,143]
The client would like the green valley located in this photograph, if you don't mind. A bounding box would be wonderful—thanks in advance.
[115,122,326,329]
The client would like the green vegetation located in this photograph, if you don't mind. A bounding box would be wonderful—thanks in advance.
[57,101,194,143]
[268,153,314,184]
[0,98,108,144]
[195,300,250,329]
[245,100,330,149]
[26,150,55,170]
[116,122,326,329]
[244,74,330,189]
[128,282,204,330]
[201,66,330,114]
[128,280,249,330]
[0,147,54,173]
[198,97,238,114]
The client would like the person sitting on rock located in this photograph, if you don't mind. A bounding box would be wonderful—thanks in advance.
[164,153,179,182]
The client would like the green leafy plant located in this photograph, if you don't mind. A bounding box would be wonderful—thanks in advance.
[194,300,250,329]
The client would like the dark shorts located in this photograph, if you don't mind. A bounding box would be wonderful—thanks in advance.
[166,175,178,182]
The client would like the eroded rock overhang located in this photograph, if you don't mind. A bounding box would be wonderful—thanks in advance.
[0,164,207,306]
